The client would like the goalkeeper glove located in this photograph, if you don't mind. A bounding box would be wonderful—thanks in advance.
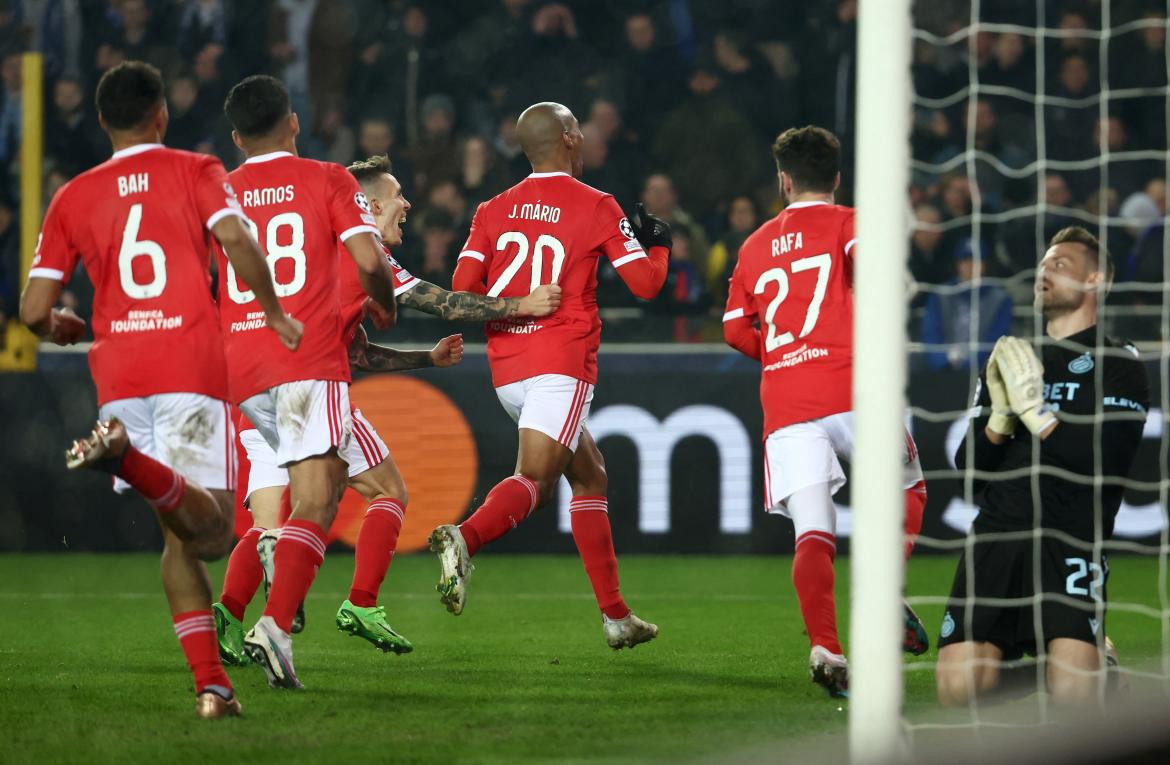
[631,202,672,251]
[996,336,1058,436]
[985,338,1017,437]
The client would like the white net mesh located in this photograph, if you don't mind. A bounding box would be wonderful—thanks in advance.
[902,0,1170,750]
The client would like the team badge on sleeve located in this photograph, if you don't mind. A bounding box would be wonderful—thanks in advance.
[355,192,372,214]
[619,217,636,240]
[223,182,241,209]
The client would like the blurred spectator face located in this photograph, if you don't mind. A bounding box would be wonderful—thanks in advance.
[497,115,519,149]
[168,77,198,117]
[625,14,655,52]
[1058,12,1088,52]
[580,124,607,170]
[462,136,494,187]
[994,33,1024,68]
[45,168,69,200]
[532,3,577,38]
[0,202,13,234]
[1,54,20,93]
[588,100,620,143]
[54,78,84,115]
[1059,55,1089,94]
[359,119,394,157]
[641,174,677,217]
[1045,174,1072,207]
[193,44,223,83]
[974,32,994,66]
[502,0,530,17]
[972,99,996,141]
[1146,178,1167,213]
[837,0,857,23]
[688,68,720,96]
[429,181,466,218]
[714,32,749,72]
[955,254,984,283]
[120,0,149,33]
[422,102,454,139]
[423,226,455,269]
[1143,13,1167,51]
[728,196,757,232]
[1085,188,1119,216]
[671,229,691,262]
[913,205,942,253]
[1093,116,1126,151]
[940,175,970,216]
[404,6,428,39]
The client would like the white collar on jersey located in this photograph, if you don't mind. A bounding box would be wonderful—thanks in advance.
[110,143,164,160]
[527,171,570,178]
[785,200,830,209]
[243,151,295,164]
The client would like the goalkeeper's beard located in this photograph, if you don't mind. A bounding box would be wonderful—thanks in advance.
[1036,281,1085,319]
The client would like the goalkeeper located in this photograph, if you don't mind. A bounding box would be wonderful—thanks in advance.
[935,226,1149,706]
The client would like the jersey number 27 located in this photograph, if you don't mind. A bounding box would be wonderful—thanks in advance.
[753,253,832,352]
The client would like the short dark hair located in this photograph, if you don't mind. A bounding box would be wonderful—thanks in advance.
[95,61,164,131]
[772,126,840,194]
[1049,226,1114,284]
[347,155,393,189]
[224,75,291,139]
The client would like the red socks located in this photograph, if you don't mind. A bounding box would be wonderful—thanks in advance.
[569,497,629,620]
[348,499,406,607]
[263,519,327,633]
[220,526,265,621]
[459,475,539,557]
[119,447,185,512]
[904,481,927,560]
[173,610,232,693]
[793,531,841,654]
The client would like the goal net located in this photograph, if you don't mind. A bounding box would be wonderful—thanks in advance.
[873,0,1170,760]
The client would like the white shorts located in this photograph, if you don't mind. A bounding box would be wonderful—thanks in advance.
[240,380,352,468]
[495,374,594,452]
[763,410,924,515]
[239,407,388,502]
[100,393,236,493]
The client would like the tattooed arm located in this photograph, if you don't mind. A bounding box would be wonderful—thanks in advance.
[349,325,465,372]
[396,280,561,321]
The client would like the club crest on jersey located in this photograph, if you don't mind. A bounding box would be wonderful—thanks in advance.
[1068,353,1094,374]
[355,192,372,214]
[223,182,237,199]
[619,217,636,240]
[940,611,955,638]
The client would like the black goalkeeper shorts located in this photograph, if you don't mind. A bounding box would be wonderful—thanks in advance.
[936,531,1108,660]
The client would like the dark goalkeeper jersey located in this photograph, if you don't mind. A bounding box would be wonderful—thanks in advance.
[955,325,1149,541]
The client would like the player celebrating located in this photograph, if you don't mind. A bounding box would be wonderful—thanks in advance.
[936,227,1149,705]
[213,154,560,662]
[216,75,397,689]
[721,126,929,697]
[428,102,670,650]
[19,61,300,718]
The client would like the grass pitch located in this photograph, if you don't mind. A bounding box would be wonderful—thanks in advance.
[0,553,1163,764]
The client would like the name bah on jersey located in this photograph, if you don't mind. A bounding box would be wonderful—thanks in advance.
[117,173,148,197]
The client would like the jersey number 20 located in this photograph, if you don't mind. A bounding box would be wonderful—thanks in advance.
[486,231,567,297]
[753,253,832,352]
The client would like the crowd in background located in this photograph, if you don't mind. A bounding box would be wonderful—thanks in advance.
[0,0,1166,352]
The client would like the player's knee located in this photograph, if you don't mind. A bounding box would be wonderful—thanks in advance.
[525,475,558,507]
[935,658,998,706]
[1048,667,1098,704]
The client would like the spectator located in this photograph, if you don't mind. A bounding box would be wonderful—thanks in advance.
[909,203,950,303]
[306,95,356,166]
[16,0,83,80]
[510,3,600,110]
[492,112,529,185]
[355,115,412,200]
[0,53,21,173]
[415,208,458,286]
[713,28,790,130]
[460,135,506,209]
[649,227,709,342]
[920,237,1014,371]
[269,0,355,125]
[652,61,762,222]
[410,93,459,197]
[981,32,1033,104]
[640,173,711,276]
[936,173,973,268]
[426,180,470,234]
[46,75,106,172]
[579,124,632,208]
[1046,54,1096,160]
[1114,10,1168,150]
[706,195,759,302]
[164,74,213,153]
[616,12,683,139]
[584,98,645,194]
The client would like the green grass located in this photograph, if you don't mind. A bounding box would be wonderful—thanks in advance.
[0,554,1163,764]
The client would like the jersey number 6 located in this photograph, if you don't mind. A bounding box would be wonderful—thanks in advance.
[486,231,567,297]
[753,253,832,352]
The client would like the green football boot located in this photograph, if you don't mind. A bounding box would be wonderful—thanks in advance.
[212,602,250,666]
[335,600,414,654]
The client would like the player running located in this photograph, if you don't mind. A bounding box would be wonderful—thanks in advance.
[428,101,671,650]
[213,154,561,663]
[215,75,398,690]
[19,61,300,718]
[935,227,1149,705]
[721,126,929,697]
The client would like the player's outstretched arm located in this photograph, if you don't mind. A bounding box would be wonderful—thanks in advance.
[213,215,303,351]
[19,278,86,345]
[722,313,761,361]
[346,232,398,323]
[348,325,464,372]
[399,280,561,321]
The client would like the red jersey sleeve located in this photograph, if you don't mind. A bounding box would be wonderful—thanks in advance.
[590,195,668,300]
[722,253,761,360]
[841,208,857,260]
[327,163,381,242]
[28,189,78,283]
[192,154,245,230]
[387,252,420,296]
[452,203,491,293]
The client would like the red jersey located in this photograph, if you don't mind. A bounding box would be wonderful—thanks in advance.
[724,201,856,435]
[216,151,380,402]
[30,144,240,405]
[453,172,650,387]
[337,242,419,353]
